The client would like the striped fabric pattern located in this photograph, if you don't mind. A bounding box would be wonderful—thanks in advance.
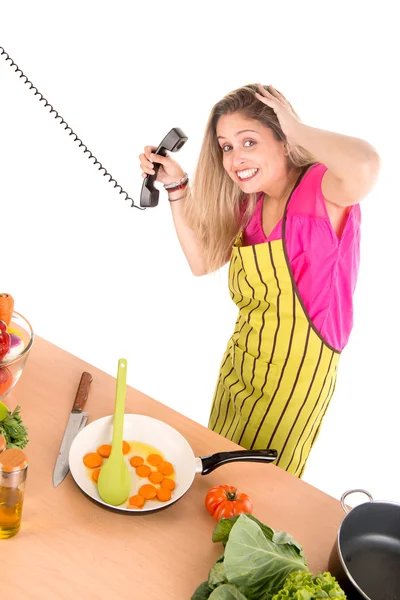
[208,234,340,478]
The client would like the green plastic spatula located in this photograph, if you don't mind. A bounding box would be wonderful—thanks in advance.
[97,358,131,506]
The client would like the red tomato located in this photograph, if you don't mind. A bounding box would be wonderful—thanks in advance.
[205,485,253,521]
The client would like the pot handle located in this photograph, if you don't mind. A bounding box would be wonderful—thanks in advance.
[340,488,374,514]
[199,449,278,475]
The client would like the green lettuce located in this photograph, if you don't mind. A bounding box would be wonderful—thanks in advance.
[271,570,346,600]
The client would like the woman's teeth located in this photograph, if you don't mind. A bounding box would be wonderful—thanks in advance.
[236,168,258,181]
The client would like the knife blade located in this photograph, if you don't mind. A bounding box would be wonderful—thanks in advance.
[53,371,93,487]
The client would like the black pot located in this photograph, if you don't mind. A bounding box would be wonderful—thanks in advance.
[328,489,400,600]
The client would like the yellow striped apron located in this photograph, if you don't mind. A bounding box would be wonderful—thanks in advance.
[208,181,340,478]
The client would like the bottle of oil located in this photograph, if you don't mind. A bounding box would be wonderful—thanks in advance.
[0,447,28,539]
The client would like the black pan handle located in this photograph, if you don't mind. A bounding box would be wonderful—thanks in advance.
[199,449,278,475]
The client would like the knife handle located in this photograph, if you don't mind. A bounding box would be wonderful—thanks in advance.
[72,372,93,413]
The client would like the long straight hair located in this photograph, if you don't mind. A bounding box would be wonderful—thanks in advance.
[183,84,316,272]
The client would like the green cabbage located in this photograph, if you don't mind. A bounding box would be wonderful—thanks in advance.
[223,514,308,596]
[192,514,346,600]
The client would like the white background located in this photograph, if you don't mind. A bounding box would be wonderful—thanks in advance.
[1,1,399,504]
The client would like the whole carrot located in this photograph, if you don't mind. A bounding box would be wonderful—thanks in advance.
[0,294,14,326]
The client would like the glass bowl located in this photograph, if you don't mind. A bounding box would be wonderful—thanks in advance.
[0,311,34,400]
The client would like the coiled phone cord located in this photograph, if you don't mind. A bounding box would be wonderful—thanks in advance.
[0,46,145,210]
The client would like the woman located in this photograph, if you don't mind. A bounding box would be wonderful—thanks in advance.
[139,84,380,477]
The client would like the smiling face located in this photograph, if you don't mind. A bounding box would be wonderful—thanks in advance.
[216,112,289,195]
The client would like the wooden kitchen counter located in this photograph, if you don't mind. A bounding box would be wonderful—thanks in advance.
[2,337,345,599]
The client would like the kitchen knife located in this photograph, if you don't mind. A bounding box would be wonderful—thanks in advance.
[53,371,93,487]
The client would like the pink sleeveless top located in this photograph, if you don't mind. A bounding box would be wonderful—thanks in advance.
[242,163,361,351]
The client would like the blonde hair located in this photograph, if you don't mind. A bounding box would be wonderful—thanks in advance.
[183,84,316,272]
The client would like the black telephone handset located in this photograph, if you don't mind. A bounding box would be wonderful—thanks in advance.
[1,48,188,210]
[140,127,188,208]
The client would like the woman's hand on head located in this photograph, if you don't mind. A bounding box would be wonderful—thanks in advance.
[139,146,185,186]
[255,84,302,144]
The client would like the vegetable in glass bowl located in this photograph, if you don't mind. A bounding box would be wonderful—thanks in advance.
[0,308,34,400]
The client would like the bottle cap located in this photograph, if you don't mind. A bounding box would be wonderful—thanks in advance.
[0,448,28,472]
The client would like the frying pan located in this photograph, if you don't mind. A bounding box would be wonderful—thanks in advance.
[68,414,277,513]
[328,489,400,599]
